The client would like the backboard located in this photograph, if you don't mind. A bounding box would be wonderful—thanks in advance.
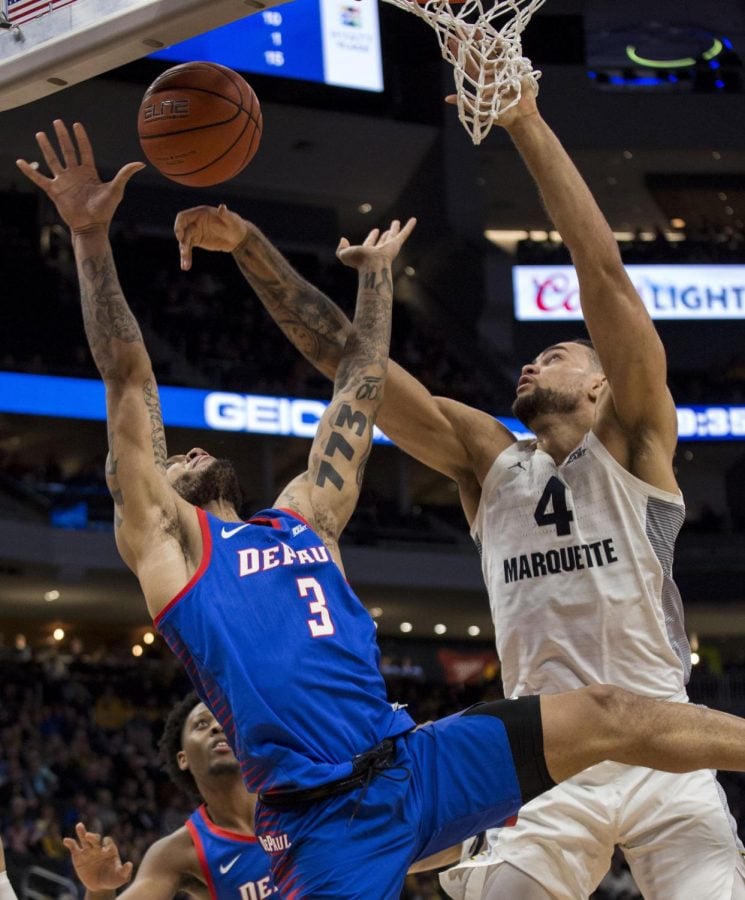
[0,0,287,112]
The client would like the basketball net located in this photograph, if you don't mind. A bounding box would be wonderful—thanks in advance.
[382,0,546,144]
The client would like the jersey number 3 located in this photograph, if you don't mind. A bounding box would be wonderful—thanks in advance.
[534,476,574,536]
[297,576,336,637]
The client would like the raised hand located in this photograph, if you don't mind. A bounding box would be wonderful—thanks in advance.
[174,203,249,271]
[444,35,539,130]
[335,217,417,271]
[63,823,134,891]
[16,120,144,234]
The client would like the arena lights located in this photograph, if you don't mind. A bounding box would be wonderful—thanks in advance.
[132,644,144,657]
[143,632,155,645]
[399,622,413,634]
[369,607,383,618]
[434,623,447,635]
[52,628,64,641]
[467,625,481,637]
[44,589,60,602]
[15,634,26,651]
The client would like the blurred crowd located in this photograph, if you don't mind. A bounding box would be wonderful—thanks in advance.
[2,644,745,898]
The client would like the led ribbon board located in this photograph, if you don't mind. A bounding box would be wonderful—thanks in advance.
[1,372,742,442]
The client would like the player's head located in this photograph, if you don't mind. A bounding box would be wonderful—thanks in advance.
[159,692,240,800]
[166,448,243,512]
[512,339,605,428]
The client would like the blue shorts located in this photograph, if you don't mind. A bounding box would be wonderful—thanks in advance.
[255,703,545,899]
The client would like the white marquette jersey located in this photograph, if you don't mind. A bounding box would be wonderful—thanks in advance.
[472,430,690,699]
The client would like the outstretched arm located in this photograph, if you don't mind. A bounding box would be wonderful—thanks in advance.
[489,82,678,482]
[274,219,414,567]
[173,207,512,519]
[17,123,194,610]
[64,823,189,900]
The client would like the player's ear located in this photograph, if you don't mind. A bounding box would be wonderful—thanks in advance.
[589,373,607,401]
[177,749,189,771]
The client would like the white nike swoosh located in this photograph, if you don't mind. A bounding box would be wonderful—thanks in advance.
[221,524,251,539]
[219,855,241,875]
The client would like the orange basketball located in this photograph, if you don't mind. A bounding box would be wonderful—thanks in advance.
[137,62,262,187]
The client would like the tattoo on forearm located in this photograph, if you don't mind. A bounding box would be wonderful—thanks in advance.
[79,254,143,379]
[361,266,391,294]
[233,235,348,365]
[334,403,368,437]
[315,460,344,491]
[143,378,167,470]
[355,377,381,402]
[324,432,354,463]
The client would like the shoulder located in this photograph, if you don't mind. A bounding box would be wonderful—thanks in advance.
[142,825,198,870]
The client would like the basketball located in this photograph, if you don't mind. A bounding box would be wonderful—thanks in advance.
[137,62,262,187]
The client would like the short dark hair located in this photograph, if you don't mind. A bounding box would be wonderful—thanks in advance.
[570,337,603,373]
[159,691,201,801]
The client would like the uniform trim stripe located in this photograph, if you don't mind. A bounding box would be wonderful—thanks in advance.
[154,507,212,626]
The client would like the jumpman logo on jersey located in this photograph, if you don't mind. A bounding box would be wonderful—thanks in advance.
[509,461,526,471]
[219,854,241,874]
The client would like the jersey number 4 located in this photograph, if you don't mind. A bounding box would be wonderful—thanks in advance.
[297,576,336,637]
[534,476,574,536]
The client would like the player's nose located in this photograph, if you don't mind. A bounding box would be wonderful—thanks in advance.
[186,447,208,461]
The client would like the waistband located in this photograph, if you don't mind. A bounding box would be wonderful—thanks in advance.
[258,739,397,810]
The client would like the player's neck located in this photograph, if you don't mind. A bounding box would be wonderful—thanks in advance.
[203,499,242,522]
[532,415,589,465]
[200,779,257,835]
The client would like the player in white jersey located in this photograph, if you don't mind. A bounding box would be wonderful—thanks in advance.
[172,79,745,900]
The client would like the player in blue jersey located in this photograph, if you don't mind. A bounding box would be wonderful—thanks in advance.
[63,692,275,899]
[20,120,745,900]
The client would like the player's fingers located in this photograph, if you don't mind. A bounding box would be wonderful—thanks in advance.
[83,830,102,848]
[335,236,350,257]
[444,94,458,105]
[120,861,134,881]
[62,838,80,855]
[16,159,50,189]
[178,227,195,270]
[35,131,63,175]
[72,122,95,167]
[112,161,146,193]
[362,228,380,247]
[53,119,78,167]
[398,217,417,241]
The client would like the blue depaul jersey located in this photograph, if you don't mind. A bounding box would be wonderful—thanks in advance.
[156,507,414,793]
[186,804,276,899]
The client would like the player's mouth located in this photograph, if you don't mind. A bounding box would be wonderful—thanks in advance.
[190,455,211,470]
[212,738,231,753]
[516,376,534,391]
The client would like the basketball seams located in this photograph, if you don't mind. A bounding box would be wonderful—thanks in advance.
[138,61,261,186]
[172,111,255,179]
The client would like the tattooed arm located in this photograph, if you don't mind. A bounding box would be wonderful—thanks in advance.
[17,122,193,608]
[273,220,415,570]
[174,206,514,523]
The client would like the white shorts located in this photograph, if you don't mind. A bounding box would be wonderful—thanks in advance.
[439,763,745,900]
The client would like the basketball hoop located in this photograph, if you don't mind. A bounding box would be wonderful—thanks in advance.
[382,0,546,144]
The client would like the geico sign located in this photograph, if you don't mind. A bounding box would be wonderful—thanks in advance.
[203,392,392,443]
[205,392,326,437]
[513,264,745,321]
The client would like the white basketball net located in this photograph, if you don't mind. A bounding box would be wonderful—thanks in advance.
[382,0,546,144]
